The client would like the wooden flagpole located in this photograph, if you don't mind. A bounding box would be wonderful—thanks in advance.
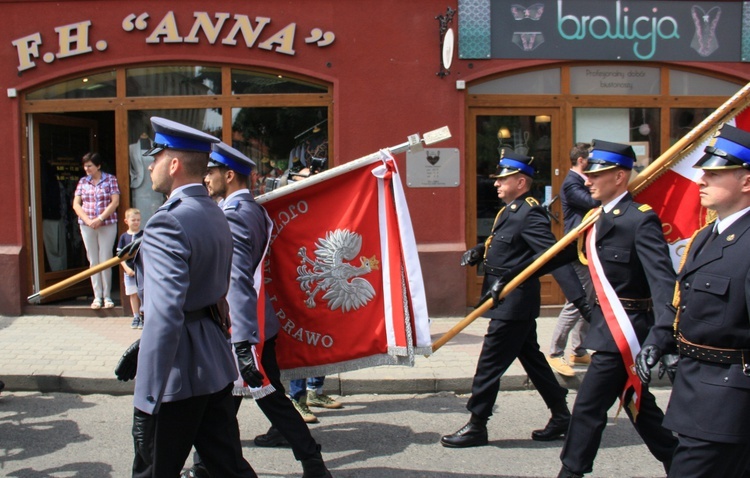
[431,208,601,353]
[432,81,750,354]
[27,239,141,304]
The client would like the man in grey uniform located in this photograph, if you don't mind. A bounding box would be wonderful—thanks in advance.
[181,142,332,478]
[132,117,256,478]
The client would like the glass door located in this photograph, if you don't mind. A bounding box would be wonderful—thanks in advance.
[29,114,99,302]
[467,108,564,306]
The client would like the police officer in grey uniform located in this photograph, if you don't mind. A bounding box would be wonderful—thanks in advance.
[637,124,750,478]
[441,150,588,448]
[181,142,331,478]
[132,117,256,478]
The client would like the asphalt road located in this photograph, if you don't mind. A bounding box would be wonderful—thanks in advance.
[0,389,671,477]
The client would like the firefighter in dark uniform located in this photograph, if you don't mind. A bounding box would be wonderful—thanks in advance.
[557,140,678,478]
[637,123,750,478]
[441,150,589,448]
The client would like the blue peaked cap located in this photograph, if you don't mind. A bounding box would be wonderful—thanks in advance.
[208,142,256,176]
[145,117,219,156]
[584,139,636,173]
[694,123,750,170]
[491,148,535,178]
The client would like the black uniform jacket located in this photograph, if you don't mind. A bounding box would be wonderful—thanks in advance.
[581,193,676,353]
[648,210,750,444]
[476,192,583,321]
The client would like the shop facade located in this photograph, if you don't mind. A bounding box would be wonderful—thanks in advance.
[1,0,749,316]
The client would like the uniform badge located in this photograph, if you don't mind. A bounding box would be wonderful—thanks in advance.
[510,204,517,210]
[727,234,735,241]
[613,209,620,215]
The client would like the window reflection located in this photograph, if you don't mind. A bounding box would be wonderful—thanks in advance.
[126,66,221,96]
[27,71,116,100]
[231,107,327,196]
[231,70,327,94]
[127,109,222,224]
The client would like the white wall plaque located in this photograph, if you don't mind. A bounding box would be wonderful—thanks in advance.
[406,148,460,188]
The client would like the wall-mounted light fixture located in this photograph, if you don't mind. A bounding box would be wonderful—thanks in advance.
[535,115,551,123]
[436,7,456,78]
[497,127,511,139]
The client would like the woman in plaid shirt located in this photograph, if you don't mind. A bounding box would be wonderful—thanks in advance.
[72,152,120,309]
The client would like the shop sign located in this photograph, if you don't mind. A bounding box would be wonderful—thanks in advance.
[458,0,746,62]
[11,11,336,73]
[568,65,660,95]
[406,148,460,188]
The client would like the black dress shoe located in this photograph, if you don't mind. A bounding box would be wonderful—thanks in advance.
[440,422,488,448]
[253,426,290,447]
[557,465,584,478]
[180,464,210,478]
[531,414,570,441]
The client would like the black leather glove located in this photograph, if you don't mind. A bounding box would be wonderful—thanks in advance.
[114,339,140,382]
[657,353,679,383]
[635,344,662,385]
[460,246,483,267]
[234,341,264,388]
[117,237,142,259]
[572,297,592,323]
[132,408,156,465]
[478,277,506,310]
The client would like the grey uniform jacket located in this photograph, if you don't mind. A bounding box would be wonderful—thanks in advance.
[222,191,279,344]
[135,184,237,414]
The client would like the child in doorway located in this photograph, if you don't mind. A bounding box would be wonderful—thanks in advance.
[117,208,143,329]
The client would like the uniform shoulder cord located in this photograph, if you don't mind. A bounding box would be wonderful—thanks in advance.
[576,208,599,266]
[483,206,506,259]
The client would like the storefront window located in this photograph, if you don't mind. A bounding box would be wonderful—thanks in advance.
[231,70,328,94]
[468,68,560,94]
[126,66,221,96]
[231,107,328,196]
[127,108,222,224]
[574,107,660,173]
[27,70,116,100]
[669,70,740,96]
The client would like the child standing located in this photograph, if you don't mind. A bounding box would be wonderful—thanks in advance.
[117,208,143,329]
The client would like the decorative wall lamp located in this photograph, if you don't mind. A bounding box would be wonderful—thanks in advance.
[436,7,456,78]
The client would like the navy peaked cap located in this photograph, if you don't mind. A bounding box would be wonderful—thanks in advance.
[208,142,256,175]
[584,139,636,173]
[145,117,220,156]
[694,123,750,170]
[491,148,535,178]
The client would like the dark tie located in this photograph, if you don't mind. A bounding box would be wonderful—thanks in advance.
[699,227,719,255]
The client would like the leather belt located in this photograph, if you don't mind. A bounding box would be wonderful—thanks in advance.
[483,264,509,276]
[184,306,213,322]
[595,297,653,312]
[677,333,749,365]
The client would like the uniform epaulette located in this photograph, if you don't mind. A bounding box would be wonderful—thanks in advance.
[525,197,540,207]
[223,199,240,211]
[637,204,652,213]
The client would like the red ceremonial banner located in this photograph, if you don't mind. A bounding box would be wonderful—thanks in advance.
[259,152,431,379]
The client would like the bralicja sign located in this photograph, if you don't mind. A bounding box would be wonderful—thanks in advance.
[459,0,746,62]
[11,11,336,73]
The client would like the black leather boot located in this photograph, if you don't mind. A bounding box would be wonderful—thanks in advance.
[254,425,290,447]
[531,402,571,441]
[180,463,210,478]
[440,414,488,448]
[557,464,584,478]
[300,445,332,478]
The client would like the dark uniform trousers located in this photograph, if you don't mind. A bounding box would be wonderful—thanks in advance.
[133,383,256,478]
[467,317,567,419]
[254,335,320,460]
[668,433,750,478]
[560,351,677,475]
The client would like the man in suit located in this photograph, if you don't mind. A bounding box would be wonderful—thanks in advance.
[441,150,588,448]
[181,142,332,478]
[547,143,599,379]
[557,140,677,478]
[637,123,750,478]
[132,117,256,478]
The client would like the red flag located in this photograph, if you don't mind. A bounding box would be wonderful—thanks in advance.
[258,151,431,378]
[635,108,750,269]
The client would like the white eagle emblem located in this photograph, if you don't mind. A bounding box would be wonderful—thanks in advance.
[297,229,380,312]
